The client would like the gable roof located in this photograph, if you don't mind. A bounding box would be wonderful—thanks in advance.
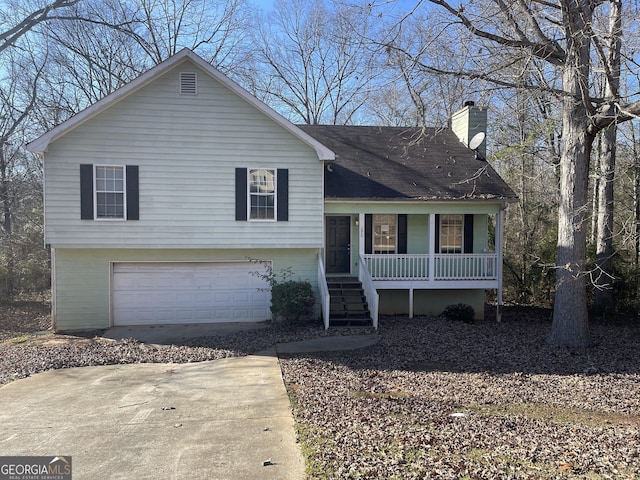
[297,125,517,202]
[27,49,335,161]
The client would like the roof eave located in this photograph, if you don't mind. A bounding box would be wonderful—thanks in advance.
[324,196,518,203]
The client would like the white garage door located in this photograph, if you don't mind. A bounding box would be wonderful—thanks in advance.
[112,262,271,326]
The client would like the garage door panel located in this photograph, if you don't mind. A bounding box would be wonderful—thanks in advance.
[112,262,272,326]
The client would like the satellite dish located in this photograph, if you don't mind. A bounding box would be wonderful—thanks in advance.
[468,132,485,150]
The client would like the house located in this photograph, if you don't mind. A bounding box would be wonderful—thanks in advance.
[27,49,516,331]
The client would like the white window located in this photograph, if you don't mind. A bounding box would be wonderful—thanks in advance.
[440,214,463,253]
[373,214,397,253]
[95,165,125,219]
[249,169,276,220]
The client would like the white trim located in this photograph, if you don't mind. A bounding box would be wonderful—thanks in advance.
[27,49,335,161]
[50,248,57,330]
[372,214,398,254]
[439,214,463,254]
[93,164,127,221]
[247,167,277,222]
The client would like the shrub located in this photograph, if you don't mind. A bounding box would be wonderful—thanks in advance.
[442,303,475,323]
[271,280,315,324]
[249,258,315,324]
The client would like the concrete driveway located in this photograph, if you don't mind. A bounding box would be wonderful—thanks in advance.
[0,349,304,480]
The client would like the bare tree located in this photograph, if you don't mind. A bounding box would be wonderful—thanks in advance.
[593,1,622,313]
[129,0,252,69]
[0,0,81,52]
[388,0,640,346]
[250,0,378,124]
[0,47,49,297]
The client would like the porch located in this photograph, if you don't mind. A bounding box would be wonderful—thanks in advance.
[319,208,507,329]
[318,252,500,330]
[363,252,498,289]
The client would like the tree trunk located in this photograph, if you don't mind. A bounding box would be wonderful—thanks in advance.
[594,126,616,313]
[548,0,593,347]
[593,0,621,314]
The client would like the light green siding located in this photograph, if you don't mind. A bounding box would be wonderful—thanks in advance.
[378,289,485,319]
[44,58,323,249]
[53,248,320,330]
[407,215,429,253]
[339,212,492,272]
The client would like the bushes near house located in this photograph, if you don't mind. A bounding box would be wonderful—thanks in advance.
[249,258,315,324]
[271,280,315,324]
[442,303,475,323]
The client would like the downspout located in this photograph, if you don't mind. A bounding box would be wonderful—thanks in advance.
[496,205,506,322]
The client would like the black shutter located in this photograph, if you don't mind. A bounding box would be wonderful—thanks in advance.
[80,164,94,219]
[126,165,139,220]
[398,214,407,254]
[277,168,288,221]
[464,214,474,253]
[365,214,373,254]
[434,214,440,253]
[235,168,247,221]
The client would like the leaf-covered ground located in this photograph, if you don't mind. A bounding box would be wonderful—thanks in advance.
[280,313,640,479]
[1,302,639,478]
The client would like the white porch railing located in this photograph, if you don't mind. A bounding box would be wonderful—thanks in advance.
[318,255,330,330]
[363,253,497,281]
[358,255,379,329]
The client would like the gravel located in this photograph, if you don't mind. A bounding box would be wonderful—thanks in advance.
[2,303,639,479]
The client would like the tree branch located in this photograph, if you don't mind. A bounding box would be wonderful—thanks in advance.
[0,0,81,53]
[426,0,566,65]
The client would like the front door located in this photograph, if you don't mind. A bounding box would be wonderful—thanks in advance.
[326,216,351,274]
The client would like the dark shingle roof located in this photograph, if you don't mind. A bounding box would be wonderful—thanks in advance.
[297,125,517,201]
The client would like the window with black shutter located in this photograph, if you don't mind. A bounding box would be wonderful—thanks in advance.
[80,164,139,220]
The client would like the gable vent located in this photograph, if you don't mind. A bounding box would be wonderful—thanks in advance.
[179,72,197,95]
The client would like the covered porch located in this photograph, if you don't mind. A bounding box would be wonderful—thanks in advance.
[320,205,507,328]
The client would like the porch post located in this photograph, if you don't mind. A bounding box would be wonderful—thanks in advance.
[358,213,365,257]
[496,207,505,322]
[409,288,414,318]
[428,213,436,282]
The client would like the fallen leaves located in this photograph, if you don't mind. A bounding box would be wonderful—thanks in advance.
[280,315,640,479]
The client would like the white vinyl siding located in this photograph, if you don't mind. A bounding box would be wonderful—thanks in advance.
[43,60,323,249]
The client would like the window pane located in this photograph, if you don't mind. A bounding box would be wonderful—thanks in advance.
[249,169,275,220]
[95,166,125,219]
[250,194,274,219]
[440,215,463,253]
[97,192,124,218]
[373,214,397,254]
[249,169,274,193]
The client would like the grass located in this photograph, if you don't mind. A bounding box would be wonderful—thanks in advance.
[348,388,410,400]
[469,402,640,428]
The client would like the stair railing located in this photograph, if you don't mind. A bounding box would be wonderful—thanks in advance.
[318,254,330,329]
[358,254,379,330]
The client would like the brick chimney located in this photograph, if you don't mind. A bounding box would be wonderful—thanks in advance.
[450,101,488,159]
